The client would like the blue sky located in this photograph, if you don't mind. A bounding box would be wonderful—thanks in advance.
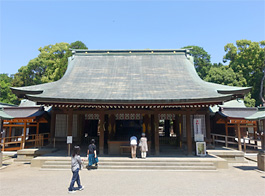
[0,0,264,75]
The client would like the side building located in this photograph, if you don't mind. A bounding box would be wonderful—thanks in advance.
[11,49,251,155]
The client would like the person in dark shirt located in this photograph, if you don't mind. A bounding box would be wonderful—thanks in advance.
[87,139,98,168]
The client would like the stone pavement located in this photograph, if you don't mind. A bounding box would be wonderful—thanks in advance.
[0,159,264,196]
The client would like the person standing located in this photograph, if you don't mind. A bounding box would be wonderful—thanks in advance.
[130,135,137,159]
[68,146,84,193]
[87,139,98,168]
[139,133,148,159]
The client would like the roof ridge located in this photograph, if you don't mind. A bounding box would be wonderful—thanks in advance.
[71,49,191,55]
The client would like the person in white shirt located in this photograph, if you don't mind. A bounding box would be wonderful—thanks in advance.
[130,136,137,159]
[139,133,148,159]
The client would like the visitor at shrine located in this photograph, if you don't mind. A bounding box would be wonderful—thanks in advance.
[139,133,148,159]
[68,146,84,193]
[87,139,98,168]
[130,135,137,158]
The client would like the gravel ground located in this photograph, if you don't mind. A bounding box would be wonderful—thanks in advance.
[0,159,264,196]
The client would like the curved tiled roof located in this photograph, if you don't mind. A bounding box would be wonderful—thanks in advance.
[11,49,251,105]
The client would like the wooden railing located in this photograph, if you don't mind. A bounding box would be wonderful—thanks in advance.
[211,133,262,152]
[0,136,23,151]
[0,133,50,151]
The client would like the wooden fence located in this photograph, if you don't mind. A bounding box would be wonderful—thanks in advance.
[211,133,262,152]
[0,133,50,151]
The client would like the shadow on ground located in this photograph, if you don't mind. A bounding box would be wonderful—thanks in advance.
[234,166,257,171]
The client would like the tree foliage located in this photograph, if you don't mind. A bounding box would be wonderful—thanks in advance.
[224,40,265,106]
[70,41,88,49]
[12,41,88,87]
[182,45,212,79]
[12,42,70,86]
[0,74,19,104]
[204,65,247,87]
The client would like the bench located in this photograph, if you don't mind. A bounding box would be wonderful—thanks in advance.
[120,145,131,155]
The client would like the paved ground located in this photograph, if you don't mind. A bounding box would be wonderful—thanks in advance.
[0,158,264,196]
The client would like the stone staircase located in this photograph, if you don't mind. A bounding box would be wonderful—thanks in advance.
[40,157,217,171]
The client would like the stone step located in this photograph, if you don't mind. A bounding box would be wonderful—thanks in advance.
[41,159,216,171]
[41,165,216,171]
[98,162,214,166]
[98,159,210,163]
[43,160,213,165]
[42,164,71,169]
[98,165,216,170]
[14,158,32,163]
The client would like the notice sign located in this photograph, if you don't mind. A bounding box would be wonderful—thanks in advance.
[196,142,206,156]
[194,118,204,142]
[67,136,72,144]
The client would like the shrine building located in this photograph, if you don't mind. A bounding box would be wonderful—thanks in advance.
[11,49,251,155]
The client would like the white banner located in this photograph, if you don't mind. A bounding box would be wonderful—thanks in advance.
[194,118,204,141]
[67,136,72,144]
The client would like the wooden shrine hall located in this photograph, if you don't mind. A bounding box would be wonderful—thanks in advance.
[213,104,258,151]
[1,105,50,151]
[11,49,251,155]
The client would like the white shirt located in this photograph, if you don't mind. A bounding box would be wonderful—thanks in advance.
[130,136,137,145]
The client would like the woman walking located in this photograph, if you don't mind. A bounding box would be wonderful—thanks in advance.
[87,139,98,168]
[139,133,148,159]
[68,146,84,193]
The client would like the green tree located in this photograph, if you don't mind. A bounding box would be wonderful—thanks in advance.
[70,41,88,49]
[204,66,247,87]
[0,74,19,104]
[224,40,265,106]
[182,45,212,79]
[12,41,87,87]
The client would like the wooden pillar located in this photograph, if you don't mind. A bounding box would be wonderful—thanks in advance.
[205,112,211,143]
[76,115,82,143]
[178,115,182,148]
[150,115,155,151]
[67,109,73,156]
[260,119,265,152]
[36,122,40,135]
[22,122,27,149]
[186,113,192,155]
[237,124,242,151]
[99,113,105,155]
[67,109,73,137]
[225,122,228,136]
[154,113,159,155]
[50,110,56,144]
[8,126,12,142]
[173,118,178,146]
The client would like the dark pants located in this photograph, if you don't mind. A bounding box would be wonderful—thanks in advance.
[69,168,82,191]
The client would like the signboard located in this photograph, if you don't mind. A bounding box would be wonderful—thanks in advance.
[196,142,206,156]
[194,118,204,141]
[67,136,72,144]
